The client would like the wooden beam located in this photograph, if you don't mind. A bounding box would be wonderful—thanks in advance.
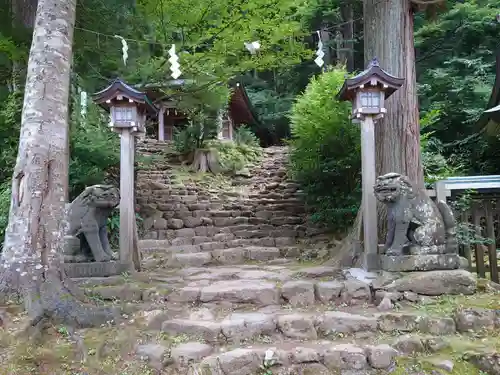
[361,115,378,270]
[158,106,165,141]
[119,130,135,271]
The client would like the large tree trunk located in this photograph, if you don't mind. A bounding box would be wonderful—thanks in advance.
[0,0,117,329]
[325,0,423,267]
[364,0,423,186]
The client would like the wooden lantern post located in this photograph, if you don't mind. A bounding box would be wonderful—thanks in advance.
[337,58,404,271]
[93,79,157,271]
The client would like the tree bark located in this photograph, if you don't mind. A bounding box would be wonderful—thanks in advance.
[191,148,222,174]
[364,0,423,186]
[0,0,118,328]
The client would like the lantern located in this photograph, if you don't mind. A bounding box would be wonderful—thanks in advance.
[337,58,404,122]
[93,78,157,134]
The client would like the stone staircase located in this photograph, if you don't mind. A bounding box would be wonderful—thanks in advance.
[100,140,500,375]
[135,142,324,263]
[76,256,500,374]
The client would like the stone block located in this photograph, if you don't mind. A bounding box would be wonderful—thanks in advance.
[212,248,246,265]
[382,269,477,295]
[200,280,279,305]
[64,261,128,278]
[277,314,317,339]
[167,218,184,229]
[454,307,496,332]
[380,254,465,272]
[183,216,202,228]
[171,342,213,368]
[161,319,221,342]
[316,311,377,335]
[220,312,276,343]
[136,344,169,370]
[323,344,368,370]
[315,281,344,303]
[281,280,315,306]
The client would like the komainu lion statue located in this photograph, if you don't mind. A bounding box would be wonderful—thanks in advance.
[64,185,120,262]
[374,172,457,256]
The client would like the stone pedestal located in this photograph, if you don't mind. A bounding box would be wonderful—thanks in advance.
[380,254,467,272]
[64,261,128,278]
[62,235,91,263]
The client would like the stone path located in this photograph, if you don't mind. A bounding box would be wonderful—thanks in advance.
[114,142,500,374]
[71,245,500,375]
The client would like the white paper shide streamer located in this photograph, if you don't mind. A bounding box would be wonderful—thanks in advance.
[114,35,129,66]
[244,41,261,55]
[168,44,182,79]
[314,30,325,68]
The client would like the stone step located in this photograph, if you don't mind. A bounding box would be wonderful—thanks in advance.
[165,277,372,306]
[171,246,296,267]
[89,265,353,304]
[174,342,389,374]
[140,235,297,248]
[142,334,498,375]
[142,224,302,240]
[141,239,266,251]
[157,309,462,347]
[147,264,343,284]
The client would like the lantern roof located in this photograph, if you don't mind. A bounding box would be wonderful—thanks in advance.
[337,58,405,102]
[92,78,158,113]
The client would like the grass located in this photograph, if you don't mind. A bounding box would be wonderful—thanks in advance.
[392,355,486,375]
[414,291,500,315]
[0,323,157,375]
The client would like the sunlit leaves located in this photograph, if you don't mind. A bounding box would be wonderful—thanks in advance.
[134,0,310,85]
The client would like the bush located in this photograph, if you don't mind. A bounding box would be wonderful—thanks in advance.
[209,140,262,173]
[172,114,219,155]
[69,95,120,199]
[233,125,260,147]
[288,68,361,230]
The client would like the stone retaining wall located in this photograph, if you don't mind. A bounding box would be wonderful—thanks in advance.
[135,142,318,244]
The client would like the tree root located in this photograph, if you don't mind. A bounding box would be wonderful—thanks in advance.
[322,205,363,268]
[9,268,123,345]
[191,148,222,174]
[0,264,23,304]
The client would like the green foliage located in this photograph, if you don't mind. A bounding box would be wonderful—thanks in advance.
[210,141,262,173]
[171,84,231,154]
[0,91,22,183]
[233,125,260,147]
[450,191,493,248]
[106,210,120,249]
[172,115,219,154]
[69,92,120,199]
[288,68,360,229]
[416,0,500,175]
[0,182,10,250]
[134,0,310,86]
[420,109,465,186]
